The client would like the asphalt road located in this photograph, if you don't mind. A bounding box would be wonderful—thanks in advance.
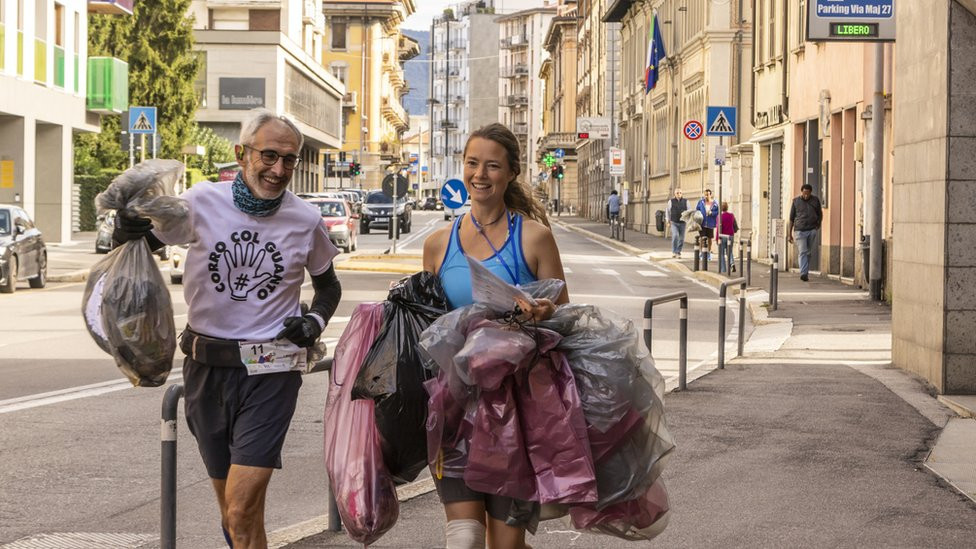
[0,210,737,547]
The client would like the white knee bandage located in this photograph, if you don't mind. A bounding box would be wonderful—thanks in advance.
[445,518,486,549]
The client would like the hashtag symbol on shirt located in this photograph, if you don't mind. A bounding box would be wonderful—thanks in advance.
[234,274,250,290]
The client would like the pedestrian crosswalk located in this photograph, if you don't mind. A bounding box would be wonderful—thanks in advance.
[637,270,667,278]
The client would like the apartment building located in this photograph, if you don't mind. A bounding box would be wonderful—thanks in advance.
[497,6,555,188]
[604,0,752,234]
[0,0,124,243]
[538,2,577,213]
[576,0,620,221]
[188,0,344,194]
[323,0,417,190]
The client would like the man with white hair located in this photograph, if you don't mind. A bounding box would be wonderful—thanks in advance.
[114,108,341,548]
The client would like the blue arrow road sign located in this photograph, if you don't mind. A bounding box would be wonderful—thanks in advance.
[706,106,737,136]
[554,148,565,159]
[129,106,157,134]
[440,178,468,209]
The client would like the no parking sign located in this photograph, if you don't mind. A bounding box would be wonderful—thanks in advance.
[683,120,703,141]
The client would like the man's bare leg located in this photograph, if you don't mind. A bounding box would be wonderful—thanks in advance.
[211,464,273,549]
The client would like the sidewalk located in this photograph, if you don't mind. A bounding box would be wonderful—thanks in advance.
[280,216,976,547]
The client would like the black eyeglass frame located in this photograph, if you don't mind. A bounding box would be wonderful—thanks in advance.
[242,145,302,169]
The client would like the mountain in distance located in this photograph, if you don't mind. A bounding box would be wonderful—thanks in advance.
[402,29,430,116]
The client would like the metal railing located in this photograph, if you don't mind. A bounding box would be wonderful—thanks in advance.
[718,277,747,370]
[160,357,339,544]
[161,384,184,549]
[769,252,779,311]
[644,292,689,390]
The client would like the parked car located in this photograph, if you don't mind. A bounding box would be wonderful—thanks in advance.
[444,199,472,221]
[421,197,441,211]
[0,204,47,293]
[360,191,412,235]
[170,244,189,285]
[95,210,170,259]
[310,198,358,253]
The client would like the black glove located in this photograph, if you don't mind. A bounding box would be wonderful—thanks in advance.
[112,208,154,246]
[275,315,322,348]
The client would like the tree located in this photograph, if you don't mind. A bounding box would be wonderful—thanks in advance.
[185,126,235,176]
[75,0,199,172]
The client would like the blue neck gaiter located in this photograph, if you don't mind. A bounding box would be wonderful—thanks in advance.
[232,171,284,217]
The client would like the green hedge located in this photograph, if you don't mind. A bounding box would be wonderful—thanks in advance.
[76,170,121,231]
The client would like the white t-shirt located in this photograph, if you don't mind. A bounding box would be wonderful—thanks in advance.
[155,181,339,340]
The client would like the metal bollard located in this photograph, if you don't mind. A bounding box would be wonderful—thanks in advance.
[738,240,744,276]
[746,240,753,286]
[717,278,748,369]
[770,252,779,311]
[693,236,701,271]
[620,217,626,242]
[161,384,185,549]
[701,237,710,272]
[644,292,689,391]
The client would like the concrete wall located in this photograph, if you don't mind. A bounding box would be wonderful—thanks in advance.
[943,1,976,392]
[892,0,951,391]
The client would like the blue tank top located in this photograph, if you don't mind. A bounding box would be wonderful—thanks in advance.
[438,213,537,310]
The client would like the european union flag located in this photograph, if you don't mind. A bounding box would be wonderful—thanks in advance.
[645,12,667,94]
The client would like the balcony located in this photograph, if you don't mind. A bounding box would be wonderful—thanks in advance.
[440,119,457,129]
[449,40,467,51]
[502,93,529,107]
[451,95,464,105]
[512,123,528,136]
[500,33,528,49]
[501,63,529,78]
[540,132,578,152]
[87,57,129,114]
[380,96,408,130]
[87,0,134,14]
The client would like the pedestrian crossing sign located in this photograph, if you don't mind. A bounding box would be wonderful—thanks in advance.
[129,106,157,135]
[706,106,737,136]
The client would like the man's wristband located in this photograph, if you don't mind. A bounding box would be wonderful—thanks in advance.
[307,312,326,331]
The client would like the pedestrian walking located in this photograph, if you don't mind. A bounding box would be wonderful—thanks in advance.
[114,109,342,548]
[718,202,739,273]
[422,123,568,548]
[665,188,688,257]
[607,189,621,224]
[696,189,719,259]
[788,183,823,281]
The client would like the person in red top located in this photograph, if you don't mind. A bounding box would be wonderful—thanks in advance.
[718,202,739,273]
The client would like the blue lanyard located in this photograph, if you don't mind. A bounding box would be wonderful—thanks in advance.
[469,211,519,285]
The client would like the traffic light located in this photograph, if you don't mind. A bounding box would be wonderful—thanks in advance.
[349,162,361,176]
[556,165,564,180]
[550,166,559,180]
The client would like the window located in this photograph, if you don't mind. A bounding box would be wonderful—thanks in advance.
[331,21,347,50]
[329,62,348,85]
[249,9,280,31]
[54,3,64,46]
[795,0,807,50]
[768,0,776,62]
[654,102,668,172]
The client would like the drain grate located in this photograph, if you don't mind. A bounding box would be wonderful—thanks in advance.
[1,532,157,549]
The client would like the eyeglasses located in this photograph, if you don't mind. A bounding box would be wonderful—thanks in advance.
[243,145,301,169]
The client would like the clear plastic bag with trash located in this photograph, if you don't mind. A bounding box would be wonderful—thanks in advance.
[81,160,189,387]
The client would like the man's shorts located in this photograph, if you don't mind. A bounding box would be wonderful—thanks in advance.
[183,357,302,479]
[699,227,715,240]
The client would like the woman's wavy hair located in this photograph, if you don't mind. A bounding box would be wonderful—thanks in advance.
[464,123,550,228]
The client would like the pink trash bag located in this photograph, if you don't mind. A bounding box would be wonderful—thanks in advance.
[324,303,399,546]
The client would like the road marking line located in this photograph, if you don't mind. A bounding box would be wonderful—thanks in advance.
[638,270,666,278]
[563,267,573,274]
[594,268,619,275]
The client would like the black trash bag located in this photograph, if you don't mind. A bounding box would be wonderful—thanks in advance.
[352,271,449,483]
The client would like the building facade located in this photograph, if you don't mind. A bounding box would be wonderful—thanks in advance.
[189,0,344,195]
[539,3,578,213]
[0,0,123,243]
[576,0,620,221]
[323,0,417,190]
[604,0,752,235]
[497,6,556,189]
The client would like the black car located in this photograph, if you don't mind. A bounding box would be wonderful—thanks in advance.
[95,210,170,259]
[0,205,47,293]
[421,197,440,211]
[360,191,412,235]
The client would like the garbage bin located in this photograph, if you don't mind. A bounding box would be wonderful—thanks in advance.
[655,210,665,232]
